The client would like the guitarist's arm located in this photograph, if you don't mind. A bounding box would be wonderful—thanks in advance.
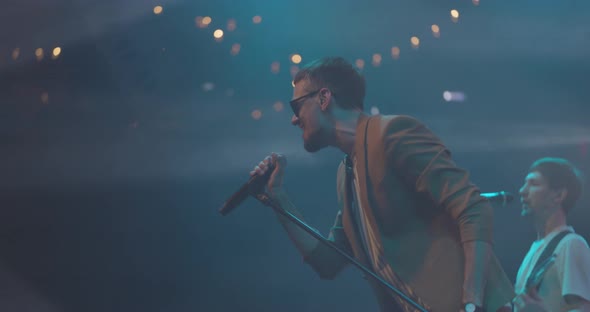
[558,236,590,311]
[514,290,590,312]
[564,295,590,312]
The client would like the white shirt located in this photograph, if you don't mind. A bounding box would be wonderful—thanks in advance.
[515,226,590,311]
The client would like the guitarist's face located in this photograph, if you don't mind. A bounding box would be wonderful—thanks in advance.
[519,171,562,218]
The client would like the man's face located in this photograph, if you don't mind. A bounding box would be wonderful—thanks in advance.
[290,79,326,152]
[518,171,561,218]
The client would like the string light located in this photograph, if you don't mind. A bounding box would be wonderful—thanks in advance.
[372,53,382,67]
[451,9,460,23]
[213,29,224,41]
[41,92,49,104]
[52,47,62,59]
[355,58,365,70]
[271,61,280,74]
[410,36,420,49]
[227,19,237,31]
[196,16,212,28]
[11,5,476,111]
[11,48,20,60]
[251,109,262,120]
[431,24,440,38]
[391,47,400,60]
[202,82,215,92]
[3,3,479,124]
[35,48,44,61]
[273,101,284,112]
[290,54,302,64]
[230,43,241,56]
[443,91,466,102]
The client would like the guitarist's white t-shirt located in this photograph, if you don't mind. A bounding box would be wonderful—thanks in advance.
[515,226,590,311]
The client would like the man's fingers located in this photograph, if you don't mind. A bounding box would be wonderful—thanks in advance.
[271,152,286,169]
[528,287,540,300]
[512,295,523,309]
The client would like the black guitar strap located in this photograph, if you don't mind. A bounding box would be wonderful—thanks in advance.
[526,230,572,291]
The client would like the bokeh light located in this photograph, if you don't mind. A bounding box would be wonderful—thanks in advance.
[355,58,365,70]
[271,61,280,74]
[52,47,62,59]
[35,48,44,61]
[431,24,440,38]
[12,48,20,60]
[41,92,49,104]
[273,101,284,112]
[227,19,237,31]
[391,46,400,59]
[410,36,420,49]
[372,53,382,67]
[451,9,460,22]
[213,29,224,39]
[291,54,302,64]
[230,43,241,55]
[251,109,262,120]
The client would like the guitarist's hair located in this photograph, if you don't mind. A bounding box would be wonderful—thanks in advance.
[530,157,584,214]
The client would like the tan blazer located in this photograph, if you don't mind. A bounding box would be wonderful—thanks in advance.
[305,114,514,312]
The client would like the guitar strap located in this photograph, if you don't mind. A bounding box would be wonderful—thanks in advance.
[526,230,572,291]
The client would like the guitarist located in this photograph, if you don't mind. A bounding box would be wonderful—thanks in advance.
[250,57,513,311]
[513,157,590,312]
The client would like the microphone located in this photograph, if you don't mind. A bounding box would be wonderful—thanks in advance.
[219,164,275,216]
[480,191,514,204]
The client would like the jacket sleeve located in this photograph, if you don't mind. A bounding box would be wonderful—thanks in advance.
[303,162,353,279]
[382,115,494,243]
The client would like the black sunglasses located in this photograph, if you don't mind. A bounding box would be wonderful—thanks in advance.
[289,89,320,118]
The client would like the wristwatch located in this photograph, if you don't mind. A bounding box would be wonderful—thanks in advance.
[464,302,484,312]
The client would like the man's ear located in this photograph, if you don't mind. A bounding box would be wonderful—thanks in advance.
[319,88,332,110]
[554,188,568,206]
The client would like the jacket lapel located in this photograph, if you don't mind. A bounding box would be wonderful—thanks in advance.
[352,114,385,253]
[341,114,384,266]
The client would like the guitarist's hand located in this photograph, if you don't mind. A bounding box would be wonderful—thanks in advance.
[512,288,548,312]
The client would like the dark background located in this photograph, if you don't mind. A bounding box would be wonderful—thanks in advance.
[1,0,589,311]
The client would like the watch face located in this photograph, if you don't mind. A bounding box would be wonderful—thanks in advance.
[465,303,476,312]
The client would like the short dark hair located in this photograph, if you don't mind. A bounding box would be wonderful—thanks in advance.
[529,157,584,214]
[293,57,366,110]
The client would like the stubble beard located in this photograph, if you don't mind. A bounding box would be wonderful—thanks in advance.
[303,128,325,153]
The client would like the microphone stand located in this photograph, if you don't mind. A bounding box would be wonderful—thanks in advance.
[251,191,429,312]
